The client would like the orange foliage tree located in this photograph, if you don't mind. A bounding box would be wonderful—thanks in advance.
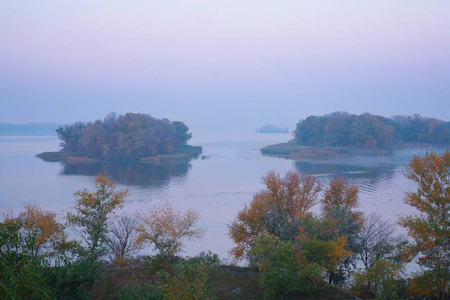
[228,170,321,261]
[320,177,363,285]
[399,149,449,299]
[321,177,362,223]
[2,203,66,258]
[67,174,128,261]
[136,202,205,259]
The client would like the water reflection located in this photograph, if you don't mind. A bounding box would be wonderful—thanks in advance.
[60,162,191,188]
[294,160,396,179]
[294,157,399,196]
[293,147,448,185]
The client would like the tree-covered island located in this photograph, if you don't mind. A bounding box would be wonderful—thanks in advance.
[256,124,290,133]
[37,113,202,164]
[262,112,450,158]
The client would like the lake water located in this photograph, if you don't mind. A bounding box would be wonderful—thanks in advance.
[0,133,446,261]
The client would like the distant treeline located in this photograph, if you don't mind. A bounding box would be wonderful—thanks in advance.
[0,123,59,135]
[294,112,450,149]
[57,112,199,160]
[257,124,290,133]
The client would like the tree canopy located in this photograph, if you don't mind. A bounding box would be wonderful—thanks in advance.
[399,149,449,299]
[56,112,197,161]
[294,112,450,149]
[67,174,128,262]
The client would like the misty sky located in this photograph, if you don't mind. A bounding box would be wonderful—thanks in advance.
[1,1,449,132]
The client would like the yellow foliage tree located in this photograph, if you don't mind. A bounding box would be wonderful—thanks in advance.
[67,174,128,261]
[263,170,322,218]
[320,177,364,284]
[399,149,449,299]
[321,177,362,224]
[3,203,66,257]
[136,202,205,259]
[228,170,321,261]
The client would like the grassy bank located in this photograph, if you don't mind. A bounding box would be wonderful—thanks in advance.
[36,146,202,166]
[87,259,354,300]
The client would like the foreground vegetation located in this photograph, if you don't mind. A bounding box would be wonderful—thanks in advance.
[1,149,448,299]
[38,112,201,162]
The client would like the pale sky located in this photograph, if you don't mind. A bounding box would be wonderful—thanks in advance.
[1,1,449,132]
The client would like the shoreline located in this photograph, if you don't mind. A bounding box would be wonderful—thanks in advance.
[36,148,202,166]
[260,142,448,159]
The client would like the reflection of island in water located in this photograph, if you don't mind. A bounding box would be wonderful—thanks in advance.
[295,160,395,180]
[60,162,191,188]
[294,156,400,196]
[293,146,446,181]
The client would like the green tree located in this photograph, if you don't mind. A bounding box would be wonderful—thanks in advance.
[0,222,54,299]
[228,170,321,261]
[399,149,449,299]
[252,234,321,298]
[67,174,128,262]
[155,256,215,300]
[352,259,405,300]
[251,217,352,299]
[42,258,99,300]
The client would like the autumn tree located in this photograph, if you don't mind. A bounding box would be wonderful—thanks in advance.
[56,113,200,161]
[251,216,352,298]
[2,204,67,258]
[228,170,321,261]
[321,177,361,222]
[229,171,372,296]
[56,121,87,152]
[294,112,399,149]
[136,202,205,260]
[320,177,363,285]
[67,174,128,262]
[399,149,449,299]
[294,112,450,149]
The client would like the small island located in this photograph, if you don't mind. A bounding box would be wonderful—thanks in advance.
[37,112,202,165]
[256,124,290,133]
[261,112,450,158]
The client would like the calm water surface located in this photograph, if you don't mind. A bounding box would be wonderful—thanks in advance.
[0,133,446,260]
